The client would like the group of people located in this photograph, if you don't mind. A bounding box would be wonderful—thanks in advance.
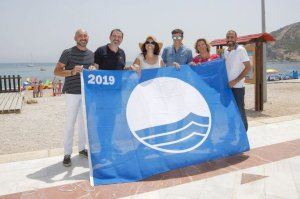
[30,78,63,98]
[51,77,63,96]
[54,28,251,167]
[31,80,43,98]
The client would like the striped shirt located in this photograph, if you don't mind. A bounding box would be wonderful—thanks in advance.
[59,46,94,94]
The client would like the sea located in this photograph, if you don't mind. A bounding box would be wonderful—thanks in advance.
[0,61,299,82]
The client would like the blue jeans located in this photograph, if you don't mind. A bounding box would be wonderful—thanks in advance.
[231,88,248,131]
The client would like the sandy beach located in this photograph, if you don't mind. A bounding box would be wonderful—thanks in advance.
[1,80,300,155]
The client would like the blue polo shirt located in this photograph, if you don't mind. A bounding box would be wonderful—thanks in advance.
[162,45,193,66]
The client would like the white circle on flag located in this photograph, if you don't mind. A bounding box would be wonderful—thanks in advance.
[126,77,211,153]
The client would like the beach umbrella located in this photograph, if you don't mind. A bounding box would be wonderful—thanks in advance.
[266,68,279,74]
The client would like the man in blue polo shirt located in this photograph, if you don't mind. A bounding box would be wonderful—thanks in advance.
[162,29,193,68]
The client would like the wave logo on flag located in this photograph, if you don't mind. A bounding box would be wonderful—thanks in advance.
[126,77,211,153]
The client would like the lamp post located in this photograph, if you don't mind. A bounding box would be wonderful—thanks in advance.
[261,0,267,102]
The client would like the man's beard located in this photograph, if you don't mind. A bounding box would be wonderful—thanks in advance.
[77,40,87,47]
[227,41,236,47]
[112,40,120,45]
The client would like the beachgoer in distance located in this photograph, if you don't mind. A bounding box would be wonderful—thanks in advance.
[32,80,38,98]
[54,28,94,167]
[52,77,57,96]
[38,80,43,97]
[57,80,63,96]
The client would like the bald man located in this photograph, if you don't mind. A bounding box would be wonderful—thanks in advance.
[54,29,94,167]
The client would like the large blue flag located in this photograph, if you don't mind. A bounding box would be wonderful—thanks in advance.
[81,59,250,186]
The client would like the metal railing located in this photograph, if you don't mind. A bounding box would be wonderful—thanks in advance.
[0,75,22,93]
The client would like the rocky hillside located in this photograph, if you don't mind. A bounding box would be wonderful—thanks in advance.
[267,21,300,61]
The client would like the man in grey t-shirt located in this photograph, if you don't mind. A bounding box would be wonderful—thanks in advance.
[54,29,94,167]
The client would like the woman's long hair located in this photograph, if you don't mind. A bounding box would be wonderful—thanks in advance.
[141,41,160,59]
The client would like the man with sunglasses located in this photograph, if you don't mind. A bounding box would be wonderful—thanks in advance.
[162,29,193,69]
[224,30,251,131]
[94,29,126,70]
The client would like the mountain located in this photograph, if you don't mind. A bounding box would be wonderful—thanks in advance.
[267,22,300,61]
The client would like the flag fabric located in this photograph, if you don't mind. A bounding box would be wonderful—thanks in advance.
[81,59,250,186]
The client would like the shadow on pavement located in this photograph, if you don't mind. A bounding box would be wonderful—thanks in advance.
[27,155,89,183]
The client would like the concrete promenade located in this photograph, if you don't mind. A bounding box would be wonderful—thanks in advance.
[1,114,300,198]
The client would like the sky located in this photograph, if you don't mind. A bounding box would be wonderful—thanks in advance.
[0,0,299,63]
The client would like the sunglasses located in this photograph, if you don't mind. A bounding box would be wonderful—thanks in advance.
[172,35,182,40]
[145,41,157,45]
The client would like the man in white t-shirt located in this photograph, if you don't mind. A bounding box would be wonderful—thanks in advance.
[224,30,251,131]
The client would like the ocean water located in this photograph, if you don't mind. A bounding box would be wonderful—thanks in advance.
[0,61,299,82]
[267,61,300,74]
[0,63,56,81]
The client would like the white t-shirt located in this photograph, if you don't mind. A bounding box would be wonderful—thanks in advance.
[224,45,250,88]
[136,54,162,69]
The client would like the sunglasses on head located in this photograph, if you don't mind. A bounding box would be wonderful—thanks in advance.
[145,41,157,45]
[172,35,182,40]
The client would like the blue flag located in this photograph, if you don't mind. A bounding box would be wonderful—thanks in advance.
[81,59,250,186]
